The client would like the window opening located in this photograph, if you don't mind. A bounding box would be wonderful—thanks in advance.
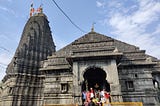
[61,83,68,93]
[126,81,134,90]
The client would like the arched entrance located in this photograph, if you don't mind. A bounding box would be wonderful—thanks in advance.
[82,67,110,92]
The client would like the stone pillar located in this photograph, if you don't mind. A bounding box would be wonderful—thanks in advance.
[106,59,123,102]
[72,62,82,104]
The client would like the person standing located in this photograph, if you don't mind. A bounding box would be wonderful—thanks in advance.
[82,91,87,105]
[86,91,91,103]
[104,92,110,104]
[90,88,94,98]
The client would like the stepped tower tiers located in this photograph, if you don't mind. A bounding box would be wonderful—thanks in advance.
[1,13,55,106]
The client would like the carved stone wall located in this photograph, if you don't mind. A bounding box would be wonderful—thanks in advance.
[43,70,73,104]
[119,66,159,106]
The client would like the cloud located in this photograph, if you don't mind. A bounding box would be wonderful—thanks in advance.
[0,53,11,65]
[107,0,122,9]
[132,0,160,26]
[0,5,16,16]
[0,0,12,2]
[7,0,12,2]
[0,6,9,11]
[96,1,105,8]
[0,52,12,80]
[152,24,160,35]
[0,66,6,81]
[100,0,160,59]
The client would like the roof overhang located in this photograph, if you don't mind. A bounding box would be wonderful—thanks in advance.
[67,52,123,64]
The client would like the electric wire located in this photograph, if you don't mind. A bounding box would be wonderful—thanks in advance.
[50,0,86,33]
[0,46,10,53]
[0,62,7,66]
[0,62,7,70]
[0,66,6,69]
[0,64,7,69]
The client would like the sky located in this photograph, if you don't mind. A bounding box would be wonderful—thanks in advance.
[0,0,160,81]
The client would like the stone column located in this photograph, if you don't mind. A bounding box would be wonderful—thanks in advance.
[106,59,123,102]
[72,62,82,104]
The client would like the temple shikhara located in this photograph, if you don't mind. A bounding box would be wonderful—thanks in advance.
[0,6,160,106]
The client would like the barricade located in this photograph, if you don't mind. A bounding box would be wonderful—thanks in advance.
[44,102,143,106]
[103,102,143,106]
[44,104,78,106]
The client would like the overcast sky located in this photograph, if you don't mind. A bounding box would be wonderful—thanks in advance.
[0,0,160,81]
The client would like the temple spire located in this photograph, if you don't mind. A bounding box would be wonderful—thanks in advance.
[1,10,55,105]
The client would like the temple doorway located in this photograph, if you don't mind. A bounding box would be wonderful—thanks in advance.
[82,67,110,92]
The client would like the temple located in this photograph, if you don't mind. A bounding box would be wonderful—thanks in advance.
[0,12,160,106]
[0,13,55,105]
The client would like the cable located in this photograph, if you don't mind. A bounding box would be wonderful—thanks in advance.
[0,62,7,71]
[0,64,6,69]
[51,0,86,33]
[0,46,10,53]
[0,62,7,66]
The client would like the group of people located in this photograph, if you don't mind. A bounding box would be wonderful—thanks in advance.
[82,88,111,106]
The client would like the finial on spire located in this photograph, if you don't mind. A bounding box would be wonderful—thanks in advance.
[30,3,35,17]
[37,4,43,14]
[29,3,44,17]
[91,22,96,32]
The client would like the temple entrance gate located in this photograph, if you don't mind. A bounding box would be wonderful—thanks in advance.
[72,60,123,104]
[82,67,110,92]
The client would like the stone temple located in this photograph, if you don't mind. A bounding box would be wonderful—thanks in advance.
[0,12,160,106]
